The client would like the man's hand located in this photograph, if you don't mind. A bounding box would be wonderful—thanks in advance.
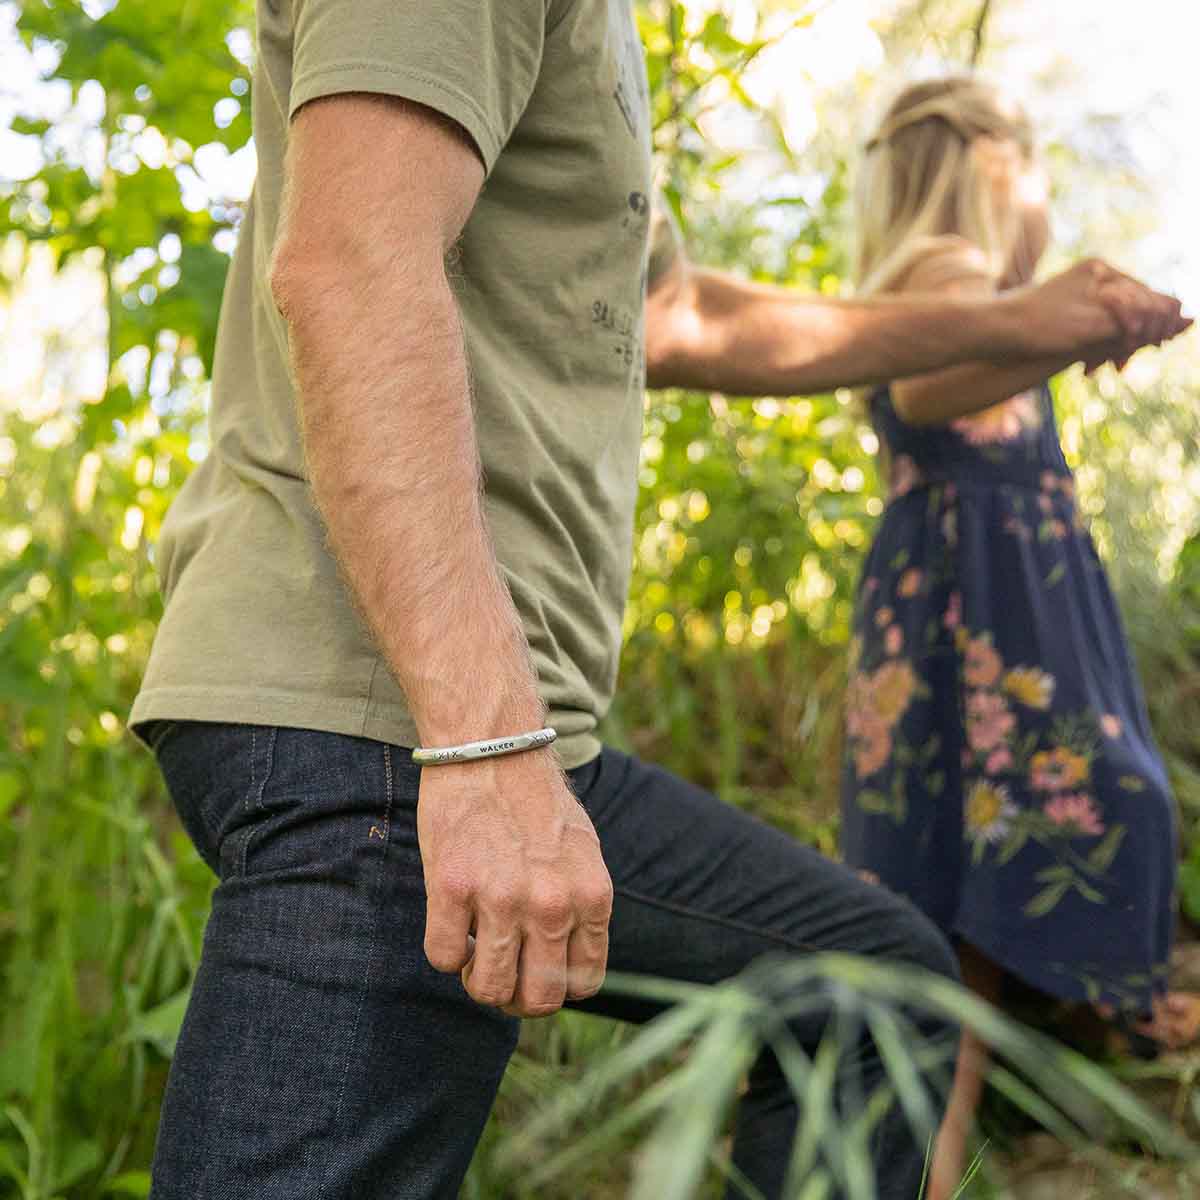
[1001,259,1191,368]
[419,750,612,1017]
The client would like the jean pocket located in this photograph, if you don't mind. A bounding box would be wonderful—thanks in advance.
[233,728,404,882]
[154,723,268,878]
[142,719,180,754]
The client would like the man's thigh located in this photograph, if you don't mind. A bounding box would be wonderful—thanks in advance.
[573,747,957,1024]
[150,723,517,1200]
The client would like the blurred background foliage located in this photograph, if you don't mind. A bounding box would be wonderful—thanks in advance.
[2,0,1200,1195]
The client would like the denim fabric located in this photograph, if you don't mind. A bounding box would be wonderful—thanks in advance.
[147,722,958,1199]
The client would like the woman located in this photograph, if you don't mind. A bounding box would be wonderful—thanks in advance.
[839,77,1194,1197]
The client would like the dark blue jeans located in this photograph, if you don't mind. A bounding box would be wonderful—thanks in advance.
[145,722,958,1199]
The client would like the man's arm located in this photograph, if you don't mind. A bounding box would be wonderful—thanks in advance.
[644,241,1188,396]
[269,94,611,1018]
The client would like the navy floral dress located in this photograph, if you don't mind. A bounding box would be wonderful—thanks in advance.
[840,383,1177,1014]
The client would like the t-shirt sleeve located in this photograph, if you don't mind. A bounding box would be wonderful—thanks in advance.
[646,195,684,291]
[288,0,547,174]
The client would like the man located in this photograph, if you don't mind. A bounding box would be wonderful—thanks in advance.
[130,1,1186,1196]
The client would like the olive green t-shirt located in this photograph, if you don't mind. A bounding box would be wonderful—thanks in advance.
[130,0,654,768]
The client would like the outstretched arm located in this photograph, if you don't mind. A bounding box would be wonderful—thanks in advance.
[644,226,1188,397]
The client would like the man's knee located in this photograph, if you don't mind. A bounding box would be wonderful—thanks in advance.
[869,891,960,985]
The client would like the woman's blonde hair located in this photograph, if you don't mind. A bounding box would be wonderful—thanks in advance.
[854,77,1038,297]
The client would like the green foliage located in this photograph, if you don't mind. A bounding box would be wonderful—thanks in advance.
[489,957,1196,1199]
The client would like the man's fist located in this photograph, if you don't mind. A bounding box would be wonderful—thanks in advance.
[1007,259,1191,369]
[417,748,612,1018]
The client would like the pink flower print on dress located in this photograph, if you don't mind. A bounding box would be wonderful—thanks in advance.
[985,747,1013,775]
[875,606,895,629]
[1101,713,1123,739]
[898,568,923,598]
[1043,793,1105,836]
[943,590,962,630]
[889,454,922,499]
[1002,514,1031,542]
[963,634,1003,688]
[942,506,958,547]
[855,724,891,779]
[952,391,1041,446]
[965,689,1015,754]
[884,624,904,656]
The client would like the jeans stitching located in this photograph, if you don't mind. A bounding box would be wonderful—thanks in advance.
[612,883,825,957]
[239,726,278,877]
[317,742,395,1200]
[145,720,179,753]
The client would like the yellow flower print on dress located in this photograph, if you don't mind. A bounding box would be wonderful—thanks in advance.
[845,658,922,780]
[847,634,863,673]
[963,634,1003,688]
[870,660,919,728]
[966,779,1017,843]
[1003,667,1055,710]
[1030,746,1089,791]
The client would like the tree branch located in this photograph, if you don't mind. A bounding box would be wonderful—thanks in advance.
[969,0,993,69]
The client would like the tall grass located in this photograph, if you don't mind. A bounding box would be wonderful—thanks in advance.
[475,956,1196,1199]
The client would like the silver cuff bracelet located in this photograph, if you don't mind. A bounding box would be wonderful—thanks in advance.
[412,727,558,766]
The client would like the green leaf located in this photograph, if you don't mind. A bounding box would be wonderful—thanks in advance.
[1034,865,1073,883]
[1181,859,1200,925]
[9,117,50,137]
[51,1139,102,1191]
[857,789,891,814]
[0,770,23,819]
[1024,879,1071,917]
[996,826,1028,865]
[124,987,191,1058]
[630,1012,758,1200]
[1086,825,1126,874]
[100,1171,153,1198]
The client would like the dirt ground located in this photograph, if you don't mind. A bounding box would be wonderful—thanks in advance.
[979,941,1200,1198]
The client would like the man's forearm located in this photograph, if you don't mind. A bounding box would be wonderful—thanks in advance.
[274,251,543,746]
[645,267,1024,395]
